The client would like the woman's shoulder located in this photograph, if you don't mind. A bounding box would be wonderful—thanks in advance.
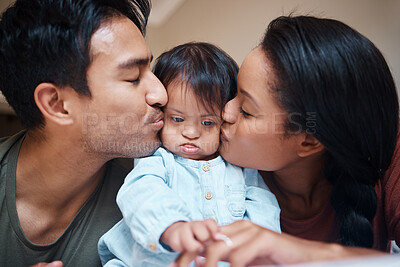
[377,129,400,244]
[383,131,400,186]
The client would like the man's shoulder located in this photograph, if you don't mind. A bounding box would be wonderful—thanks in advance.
[110,158,134,174]
[105,158,132,182]
[0,131,26,166]
[0,131,25,151]
[0,136,8,145]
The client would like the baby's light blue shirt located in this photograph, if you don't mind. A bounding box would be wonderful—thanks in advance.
[98,147,280,266]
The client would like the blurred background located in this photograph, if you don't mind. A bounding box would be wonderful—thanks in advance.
[0,0,399,137]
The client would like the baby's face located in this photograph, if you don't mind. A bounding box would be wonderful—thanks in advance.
[161,82,222,160]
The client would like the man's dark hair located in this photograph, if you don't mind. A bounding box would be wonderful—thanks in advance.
[0,0,151,129]
[153,42,238,114]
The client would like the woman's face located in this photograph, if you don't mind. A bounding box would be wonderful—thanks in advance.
[220,47,302,171]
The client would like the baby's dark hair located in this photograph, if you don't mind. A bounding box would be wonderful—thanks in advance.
[152,42,238,114]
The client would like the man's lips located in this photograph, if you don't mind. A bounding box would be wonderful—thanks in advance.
[152,112,164,129]
[181,143,199,154]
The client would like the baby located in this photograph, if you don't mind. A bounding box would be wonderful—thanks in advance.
[98,42,280,266]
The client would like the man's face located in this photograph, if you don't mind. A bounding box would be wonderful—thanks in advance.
[78,17,167,159]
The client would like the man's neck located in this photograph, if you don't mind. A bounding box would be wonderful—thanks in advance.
[14,131,107,244]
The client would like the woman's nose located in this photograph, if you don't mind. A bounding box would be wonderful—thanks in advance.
[222,97,239,124]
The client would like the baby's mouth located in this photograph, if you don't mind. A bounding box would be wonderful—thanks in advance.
[181,143,199,154]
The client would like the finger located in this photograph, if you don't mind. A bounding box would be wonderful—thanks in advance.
[180,225,204,253]
[229,233,275,267]
[203,238,233,267]
[217,220,253,238]
[173,251,198,267]
[192,221,217,243]
[204,218,218,236]
[194,256,206,267]
[192,225,211,243]
[205,223,261,267]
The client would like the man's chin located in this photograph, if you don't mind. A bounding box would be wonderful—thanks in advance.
[106,138,161,159]
[130,138,161,158]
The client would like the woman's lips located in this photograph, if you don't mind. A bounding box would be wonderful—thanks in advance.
[181,143,199,154]
[220,129,229,142]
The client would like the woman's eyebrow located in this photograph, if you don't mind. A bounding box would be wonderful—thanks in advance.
[241,89,260,109]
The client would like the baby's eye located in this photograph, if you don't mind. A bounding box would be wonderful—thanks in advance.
[201,120,215,126]
[172,117,184,122]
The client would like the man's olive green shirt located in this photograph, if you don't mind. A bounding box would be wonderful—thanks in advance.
[0,131,128,266]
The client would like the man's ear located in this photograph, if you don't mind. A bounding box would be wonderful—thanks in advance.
[297,133,325,158]
[34,83,74,125]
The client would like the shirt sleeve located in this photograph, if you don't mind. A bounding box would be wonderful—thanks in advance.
[98,220,178,267]
[243,168,281,233]
[116,148,192,254]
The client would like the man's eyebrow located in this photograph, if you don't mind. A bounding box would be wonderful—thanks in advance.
[241,89,260,109]
[118,54,153,69]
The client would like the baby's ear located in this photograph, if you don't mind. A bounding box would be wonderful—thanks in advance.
[34,83,74,126]
[297,133,325,157]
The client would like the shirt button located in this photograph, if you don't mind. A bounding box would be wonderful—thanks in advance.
[148,242,157,251]
[205,192,213,200]
[202,165,210,172]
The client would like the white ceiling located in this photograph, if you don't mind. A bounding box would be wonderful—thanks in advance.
[148,0,186,27]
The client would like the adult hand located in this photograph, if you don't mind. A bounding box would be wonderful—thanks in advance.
[161,218,218,253]
[173,220,384,267]
[30,261,63,267]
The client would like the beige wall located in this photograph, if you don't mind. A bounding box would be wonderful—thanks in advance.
[0,0,14,112]
[0,0,12,11]
[146,0,400,91]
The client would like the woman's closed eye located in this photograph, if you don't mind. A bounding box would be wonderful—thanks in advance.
[240,107,253,117]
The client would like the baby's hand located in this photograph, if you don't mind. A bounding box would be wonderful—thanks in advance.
[160,218,218,253]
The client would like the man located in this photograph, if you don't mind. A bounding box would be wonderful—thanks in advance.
[0,0,167,266]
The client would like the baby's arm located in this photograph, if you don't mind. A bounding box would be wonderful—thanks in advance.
[243,168,281,233]
[116,148,193,254]
[161,219,218,253]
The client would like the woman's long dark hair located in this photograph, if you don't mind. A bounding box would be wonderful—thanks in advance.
[261,16,399,247]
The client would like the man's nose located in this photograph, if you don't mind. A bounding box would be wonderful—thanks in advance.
[145,72,168,107]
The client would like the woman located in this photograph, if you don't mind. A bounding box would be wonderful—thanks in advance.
[174,15,400,266]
